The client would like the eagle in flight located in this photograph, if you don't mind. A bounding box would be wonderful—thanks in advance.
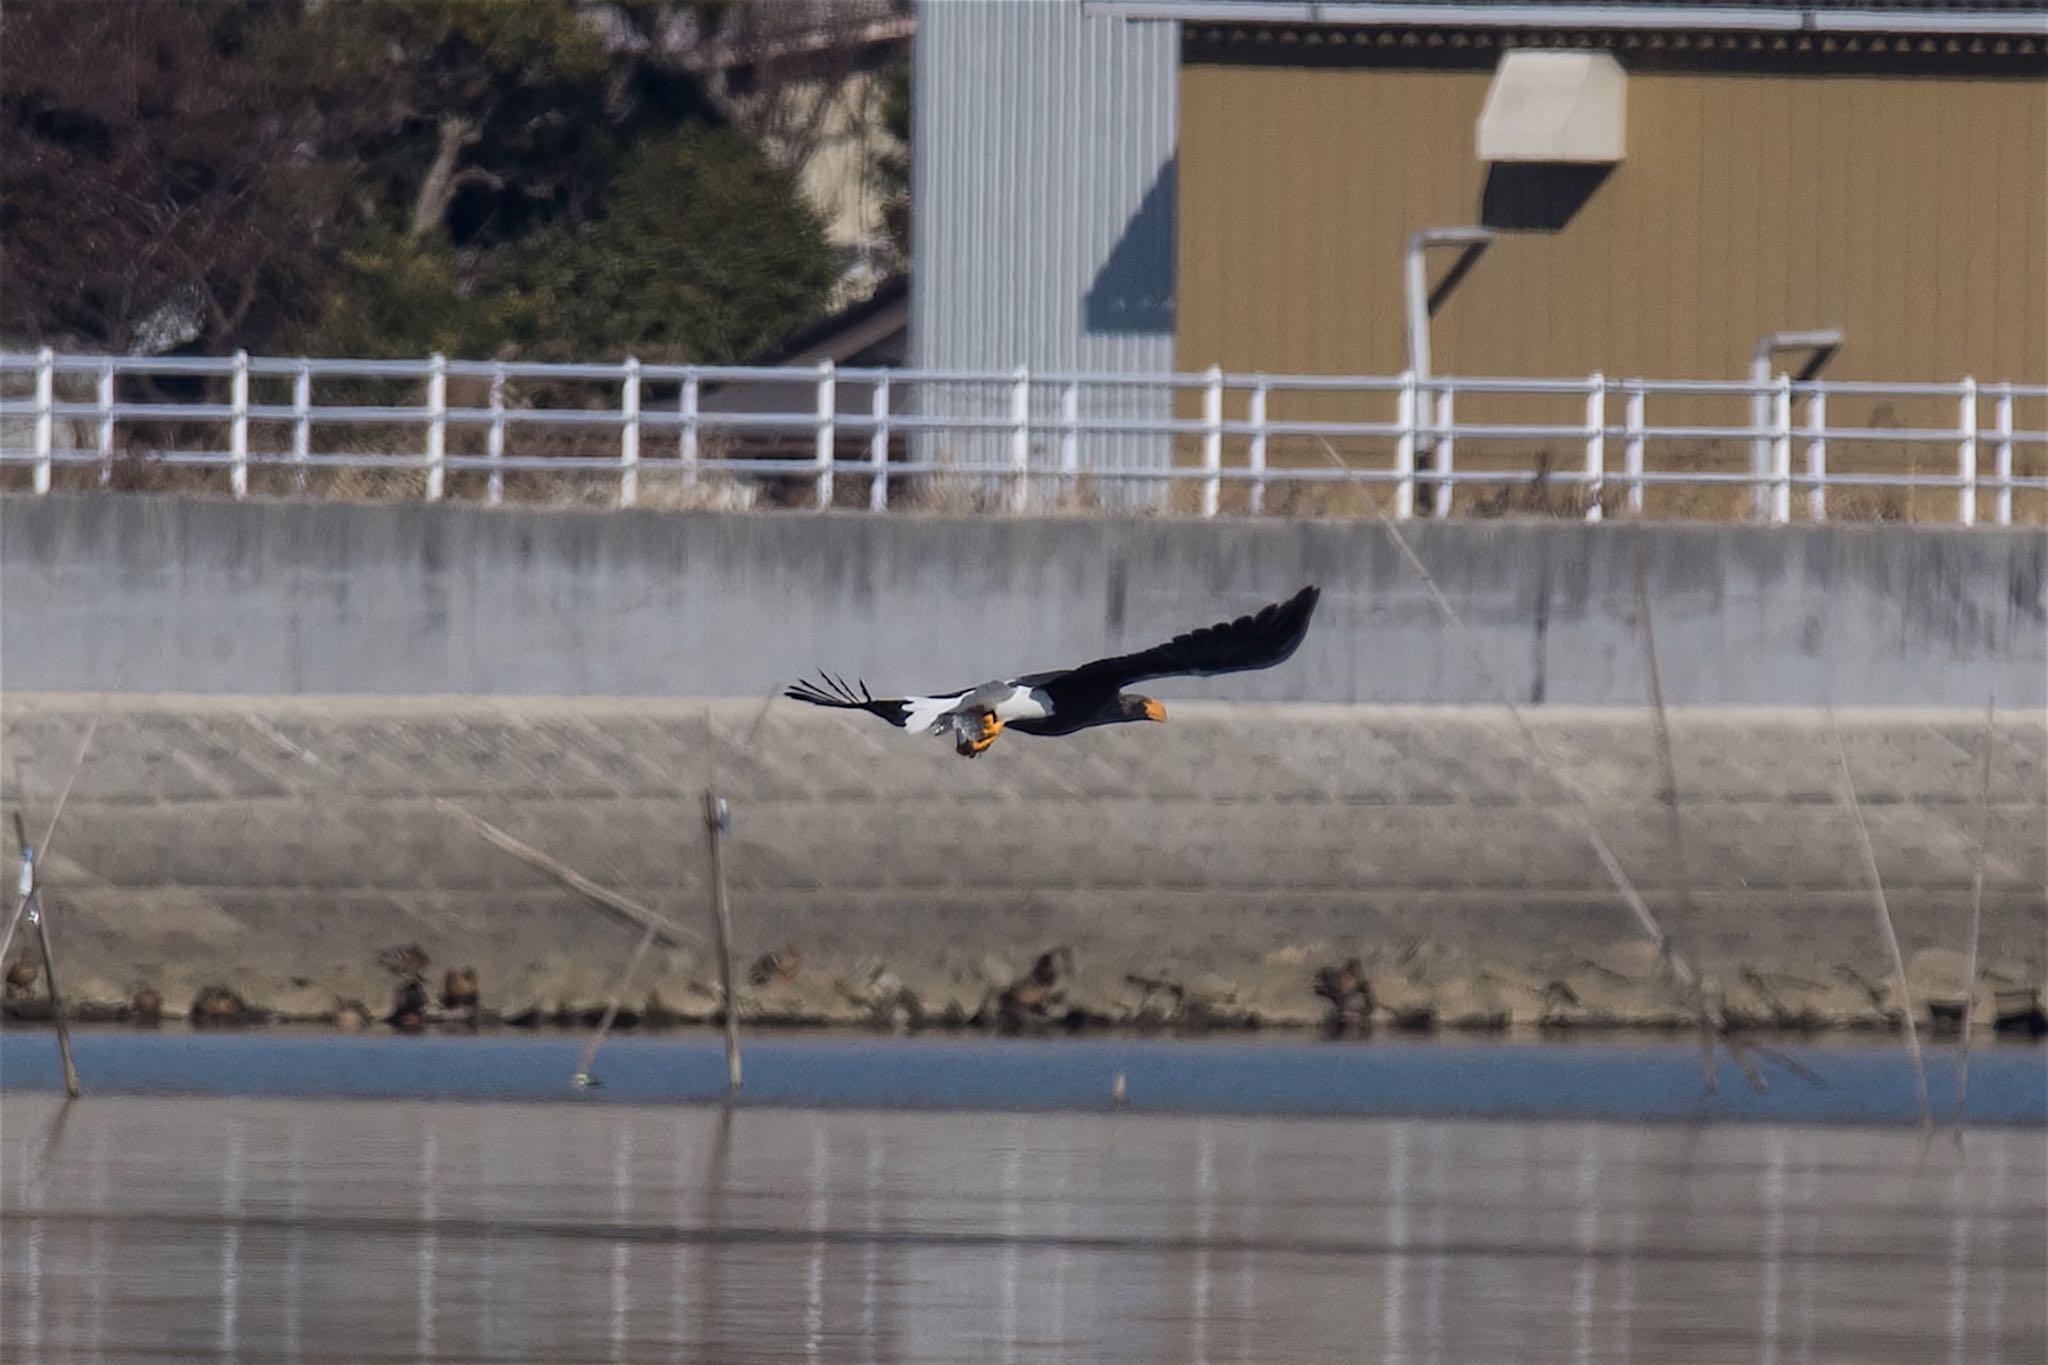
[786,585,1320,757]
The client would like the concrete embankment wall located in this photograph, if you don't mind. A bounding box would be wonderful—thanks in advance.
[3,694,2041,1030]
[3,495,2042,706]
[1,497,2042,1028]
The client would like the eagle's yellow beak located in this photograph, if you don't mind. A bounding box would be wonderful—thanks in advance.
[1142,698,1167,723]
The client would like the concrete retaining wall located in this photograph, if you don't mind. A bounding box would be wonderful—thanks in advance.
[3,495,2042,706]
[4,694,2041,1030]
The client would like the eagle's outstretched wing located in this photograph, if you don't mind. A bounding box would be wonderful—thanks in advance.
[1037,585,1320,692]
[784,674,915,727]
[785,673,972,735]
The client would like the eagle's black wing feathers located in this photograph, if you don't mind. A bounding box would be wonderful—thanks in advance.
[785,674,913,727]
[1040,585,1320,692]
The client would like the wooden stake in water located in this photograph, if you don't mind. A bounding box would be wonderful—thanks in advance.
[1954,697,1995,1143]
[573,920,661,1090]
[704,790,742,1096]
[20,848,80,1098]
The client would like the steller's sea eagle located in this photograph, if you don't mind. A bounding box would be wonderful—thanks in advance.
[786,585,1320,757]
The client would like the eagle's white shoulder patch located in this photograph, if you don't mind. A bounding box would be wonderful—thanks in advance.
[991,686,1052,722]
[902,693,966,736]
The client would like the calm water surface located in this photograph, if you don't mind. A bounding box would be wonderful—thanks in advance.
[3,1092,2042,1364]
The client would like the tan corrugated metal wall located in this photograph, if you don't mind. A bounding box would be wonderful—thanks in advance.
[1173,53,2047,518]
[1177,61,2046,384]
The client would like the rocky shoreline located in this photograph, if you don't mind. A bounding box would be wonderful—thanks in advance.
[7,940,2042,1042]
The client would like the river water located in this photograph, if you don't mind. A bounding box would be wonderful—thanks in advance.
[3,1083,2041,1363]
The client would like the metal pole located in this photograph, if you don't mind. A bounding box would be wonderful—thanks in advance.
[1584,373,1606,523]
[1748,355,1772,521]
[869,373,892,512]
[96,361,116,488]
[619,356,641,508]
[814,360,836,510]
[1771,374,1793,524]
[1248,377,1270,516]
[703,790,742,1096]
[486,361,507,507]
[292,359,313,493]
[1059,380,1081,505]
[425,352,447,501]
[230,349,250,499]
[1008,365,1031,513]
[1750,329,1844,519]
[1432,383,1455,519]
[32,346,54,494]
[1624,382,1646,516]
[1404,242,1430,384]
[1993,383,2014,527]
[1956,377,1978,527]
[1403,227,1495,389]
[680,367,700,489]
[1200,365,1223,518]
[1805,388,1829,523]
[1393,370,1417,520]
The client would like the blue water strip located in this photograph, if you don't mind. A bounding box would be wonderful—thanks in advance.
[1,1029,2041,1126]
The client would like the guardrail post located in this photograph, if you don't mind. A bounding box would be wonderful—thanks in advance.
[1749,371,1772,520]
[1623,382,1646,516]
[31,346,53,494]
[868,373,892,512]
[486,360,507,506]
[1584,373,1606,523]
[424,352,446,501]
[814,360,836,509]
[1770,373,1793,524]
[680,366,700,489]
[96,360,115,488]
[1007,365,1032,513]
[230,349,250,499]
[292,359,313,493]
[1431,383,1455,519]
[1200,364,1223,518]
[1248,376,1270,516]
[1394,369,1417,519]
[1805,387,1828,523]
[1059,380,1081,505]
[1956,376,1978,527]
[619,356,641,508]
[1993,382,2014,526]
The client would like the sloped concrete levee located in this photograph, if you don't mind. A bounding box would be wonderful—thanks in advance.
[3,694,2041,1029]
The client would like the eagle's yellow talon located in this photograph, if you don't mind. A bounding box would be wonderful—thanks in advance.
[963,715,1004,755]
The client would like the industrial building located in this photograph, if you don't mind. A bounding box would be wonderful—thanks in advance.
[909,0,2047,511]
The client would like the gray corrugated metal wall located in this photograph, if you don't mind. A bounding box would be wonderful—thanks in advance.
[910,0,1178,498]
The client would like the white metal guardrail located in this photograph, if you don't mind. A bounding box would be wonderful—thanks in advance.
[2,349,2043,523]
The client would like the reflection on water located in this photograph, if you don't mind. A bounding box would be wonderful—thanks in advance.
[2,1095,2042,1364]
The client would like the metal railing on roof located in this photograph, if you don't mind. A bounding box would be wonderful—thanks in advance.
[2,349,2042,524]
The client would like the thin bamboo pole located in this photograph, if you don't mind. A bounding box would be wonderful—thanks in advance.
[704,790,742,1096]
[1954,697,1995,1143]
[433,800,700,949]
[1829,713,1932,1138]
[573,920,661,1089]
[1,719,98,966]
[1634,563,1726,1091]
[28,878,80,1098]
[1376,517,1701,997]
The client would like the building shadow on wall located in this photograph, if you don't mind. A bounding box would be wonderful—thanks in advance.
[1086,155,1176,336]
[1480,163,1614,232]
